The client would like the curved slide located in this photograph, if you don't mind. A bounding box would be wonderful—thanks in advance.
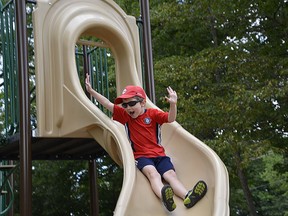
[33,0,229,215]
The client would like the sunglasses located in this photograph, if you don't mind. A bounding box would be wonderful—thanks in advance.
[121,100,142,108]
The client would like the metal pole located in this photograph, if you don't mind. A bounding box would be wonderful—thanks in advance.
[15,0,32,215]
[140,0,155,103]
[83,45,90,97]
[85,47,99,215]
[89,160,99,216]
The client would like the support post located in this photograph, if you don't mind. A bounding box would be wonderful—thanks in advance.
[15,0,32,215]
[140,0,155,103]
[83,45,90,97]
[89,160,99,216]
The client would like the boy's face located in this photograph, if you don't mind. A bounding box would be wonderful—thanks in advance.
[122,97,145,118]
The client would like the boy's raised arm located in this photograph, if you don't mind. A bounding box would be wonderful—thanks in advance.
[165,86,177,123]
[85,74,114,113]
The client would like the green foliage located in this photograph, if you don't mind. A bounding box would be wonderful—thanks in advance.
[155,43,288,215]
[114,0,140,17]
[97,155,123,216]
[12,157,123,216]
[13,161,91,215]
[153,0,288,215]
[0,134,6,145]
[256,152,288,215]
[0,92,4,135]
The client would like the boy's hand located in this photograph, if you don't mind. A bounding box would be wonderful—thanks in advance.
[165,86,177,105]
[85,73,92,93]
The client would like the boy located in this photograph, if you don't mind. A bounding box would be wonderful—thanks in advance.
[85,74,207,212]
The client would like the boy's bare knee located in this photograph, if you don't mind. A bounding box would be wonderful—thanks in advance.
[147,170,161,180]
[143,166,161,180]
[163,169,178,181]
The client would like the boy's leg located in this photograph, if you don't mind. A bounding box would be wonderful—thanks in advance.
[142,165,164,198]
[163,171,208,208]
[162,169,188,199]
[157,157,188,199]
[142,165,176,212]
[159,157,207,208]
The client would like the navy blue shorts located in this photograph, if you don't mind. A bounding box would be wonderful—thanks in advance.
[135,156,175,176]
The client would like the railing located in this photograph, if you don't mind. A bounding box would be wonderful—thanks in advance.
[0,162,17,216]
[75,41,115,117]
[0,2,18,213]
[0,0,19,137]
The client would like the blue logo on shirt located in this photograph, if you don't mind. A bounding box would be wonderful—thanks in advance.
[144,117,151,124]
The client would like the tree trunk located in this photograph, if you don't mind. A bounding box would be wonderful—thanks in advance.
[207,6,218,47]
[235,151,258,216]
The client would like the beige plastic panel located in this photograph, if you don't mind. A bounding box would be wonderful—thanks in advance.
[33,0,229,215]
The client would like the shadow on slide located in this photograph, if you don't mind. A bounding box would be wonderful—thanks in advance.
[33,0,229,215]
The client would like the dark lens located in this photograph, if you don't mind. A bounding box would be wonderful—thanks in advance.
[128,101,138,106]
[121,100,139,108]
[121,103,128,108]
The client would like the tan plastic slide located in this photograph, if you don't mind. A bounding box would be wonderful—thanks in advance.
[33,0,229,215]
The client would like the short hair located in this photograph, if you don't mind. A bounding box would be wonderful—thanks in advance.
[133,96,144,102]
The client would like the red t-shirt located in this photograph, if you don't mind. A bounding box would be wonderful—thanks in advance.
[113,105,169,159]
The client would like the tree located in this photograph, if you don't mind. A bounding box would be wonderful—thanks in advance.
[152,0,288,215]
[12,156,123,216]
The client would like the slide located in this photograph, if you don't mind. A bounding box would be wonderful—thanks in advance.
[33,0,229,215]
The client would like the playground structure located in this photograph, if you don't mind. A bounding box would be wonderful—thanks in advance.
[0,0,230,215]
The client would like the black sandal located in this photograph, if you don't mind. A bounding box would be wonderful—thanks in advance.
[184,180,207,208]
[161,185,176,212]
